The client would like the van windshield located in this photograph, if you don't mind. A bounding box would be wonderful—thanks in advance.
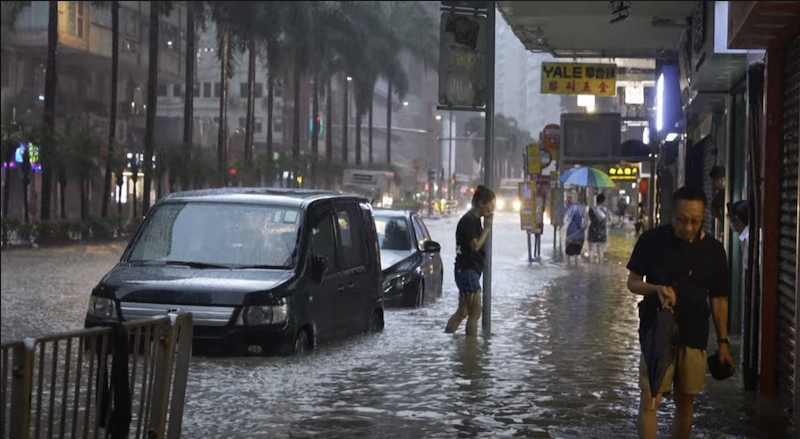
[127,202,302,269]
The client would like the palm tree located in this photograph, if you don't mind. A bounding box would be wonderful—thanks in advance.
[337,2,408,167]
[95,0,120,218]
[58,122,103,221]
[142,1,174,214]
[229,2,269,181]
[182,2,205,190]
[39,0,59,221]
[307,2,354,185]
[380,2,438,165]
[207,2,235,186]
[0,2,28,50]
[284,2,312,174]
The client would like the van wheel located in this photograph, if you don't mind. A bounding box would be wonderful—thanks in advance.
[369,310,384,333]
[293,328,311,355]
[415,280,425,308]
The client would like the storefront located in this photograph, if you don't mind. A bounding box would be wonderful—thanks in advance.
[776,31,799,414]
[728,0,800,419]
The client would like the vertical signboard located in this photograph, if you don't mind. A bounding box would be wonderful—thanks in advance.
[526,143,541,175]
[519,180,536,231]
[438,12,487,110]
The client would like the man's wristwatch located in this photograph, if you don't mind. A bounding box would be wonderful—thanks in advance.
[718,337,730,346]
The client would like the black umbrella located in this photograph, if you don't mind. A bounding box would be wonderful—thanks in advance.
[639,304,679,409]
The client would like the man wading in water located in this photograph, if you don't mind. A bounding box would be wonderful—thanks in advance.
[445,185,495,337]
[626,187,734,439]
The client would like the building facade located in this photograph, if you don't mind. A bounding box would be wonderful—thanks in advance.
[1,0,186,219]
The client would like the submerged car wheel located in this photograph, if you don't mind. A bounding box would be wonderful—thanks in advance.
[369,310,384,333]
[293,329,311,355]
[415,280,425,307]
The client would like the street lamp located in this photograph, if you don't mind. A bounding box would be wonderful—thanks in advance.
[346,76,353,82]
[435,115,442,121]
[402,101,409,106]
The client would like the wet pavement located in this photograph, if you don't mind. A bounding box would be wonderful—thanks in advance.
[1,213,791,439]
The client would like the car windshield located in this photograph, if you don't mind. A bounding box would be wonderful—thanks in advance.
[374,215,413,251]
[127,202,302,269]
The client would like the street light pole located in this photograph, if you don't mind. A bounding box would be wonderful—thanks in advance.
[482,2,495,334]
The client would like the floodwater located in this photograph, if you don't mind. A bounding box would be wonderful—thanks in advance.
[1,213,791,438]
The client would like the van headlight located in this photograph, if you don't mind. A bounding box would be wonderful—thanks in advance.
[496,199,506,210]
[88,296,118,319]
[382,272,412,292]
[513,200,521,212]
[237,302,289,326]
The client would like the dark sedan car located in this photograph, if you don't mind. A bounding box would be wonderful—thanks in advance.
[373,209,444,307]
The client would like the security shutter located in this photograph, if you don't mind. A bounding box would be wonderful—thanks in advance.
[702,142,716,237]
[777,32,800,411]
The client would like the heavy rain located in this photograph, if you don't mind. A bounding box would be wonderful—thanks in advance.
[2,1,798,439]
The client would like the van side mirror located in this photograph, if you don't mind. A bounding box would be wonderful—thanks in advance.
[422,240,441,253]
[312,255,327,282]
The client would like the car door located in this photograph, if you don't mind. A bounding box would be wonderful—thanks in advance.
[334,201,373,335]
[412,215,443,298]
[308,207,347,342]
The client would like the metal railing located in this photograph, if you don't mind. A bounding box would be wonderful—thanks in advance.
[1,313,193,439]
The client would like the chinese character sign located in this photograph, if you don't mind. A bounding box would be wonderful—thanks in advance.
[526,143,542,175]
[540,62,617,97]
[608,165,639,180]
[438,13,487,109]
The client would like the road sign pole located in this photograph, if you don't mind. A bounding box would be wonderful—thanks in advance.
[526,231,532,262]
[482,2,495,334]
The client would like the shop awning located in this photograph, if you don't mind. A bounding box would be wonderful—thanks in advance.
[497,1,699,58]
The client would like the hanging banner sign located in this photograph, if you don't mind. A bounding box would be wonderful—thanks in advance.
[540,62,617,97]
[438,12,487,110]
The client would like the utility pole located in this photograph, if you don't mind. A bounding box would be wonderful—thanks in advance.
[482,2,495,333]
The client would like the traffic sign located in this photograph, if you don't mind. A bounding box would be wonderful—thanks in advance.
[540,150,552,168]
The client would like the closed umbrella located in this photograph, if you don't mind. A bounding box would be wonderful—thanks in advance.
[639,304,679,410]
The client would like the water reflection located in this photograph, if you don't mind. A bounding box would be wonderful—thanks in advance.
[177,222,789,438]
[1,218,790,438]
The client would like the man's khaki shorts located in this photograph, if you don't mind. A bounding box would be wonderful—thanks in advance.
[639,346,707,395]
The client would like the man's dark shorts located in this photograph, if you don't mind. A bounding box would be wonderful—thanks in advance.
[454,268,481,294]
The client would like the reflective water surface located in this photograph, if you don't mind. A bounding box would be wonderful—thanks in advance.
[1,214,791,438]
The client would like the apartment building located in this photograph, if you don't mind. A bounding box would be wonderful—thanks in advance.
[1,1,186,219]
[156,22,288,160]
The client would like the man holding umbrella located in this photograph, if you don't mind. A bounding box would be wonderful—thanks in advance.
[626,187,735,439]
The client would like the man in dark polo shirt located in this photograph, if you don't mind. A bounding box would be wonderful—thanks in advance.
[626,186,735,439]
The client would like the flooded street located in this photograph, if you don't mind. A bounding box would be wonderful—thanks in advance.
[1,213,790,438]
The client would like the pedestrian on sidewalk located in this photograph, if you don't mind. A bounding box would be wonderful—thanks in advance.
[626,186,734,439]
[445,185,495,337]
[564,192,586,265]
[588,193,611,264]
